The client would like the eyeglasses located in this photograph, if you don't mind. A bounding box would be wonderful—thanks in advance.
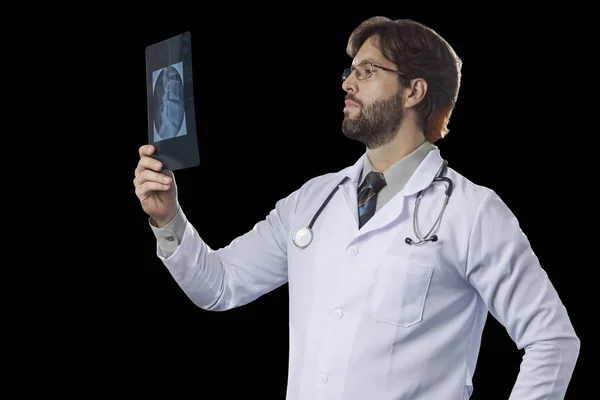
[342,61,406,81]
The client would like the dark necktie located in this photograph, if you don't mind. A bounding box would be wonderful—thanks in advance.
[357,171,387,228]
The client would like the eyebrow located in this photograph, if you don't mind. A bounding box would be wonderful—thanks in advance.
[352,58,383,68]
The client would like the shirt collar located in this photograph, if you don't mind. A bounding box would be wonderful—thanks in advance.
[358,140,437,195]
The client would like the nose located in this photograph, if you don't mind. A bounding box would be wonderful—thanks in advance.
[342,72,357,93]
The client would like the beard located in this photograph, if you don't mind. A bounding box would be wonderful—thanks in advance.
[341,91,404,149]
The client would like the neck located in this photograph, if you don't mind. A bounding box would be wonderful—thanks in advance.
[366,125,426,172]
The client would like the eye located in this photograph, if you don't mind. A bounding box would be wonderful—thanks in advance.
[357,64,372,78]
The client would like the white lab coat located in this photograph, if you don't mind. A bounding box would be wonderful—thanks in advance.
[158,148,580,399]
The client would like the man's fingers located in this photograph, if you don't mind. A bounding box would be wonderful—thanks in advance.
[135,156,163,177]
[134,144,172,202]
[139,144,155,157]
[134,168,172,187]
[135,180,171,199]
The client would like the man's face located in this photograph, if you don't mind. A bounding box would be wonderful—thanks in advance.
[341,36,405,149]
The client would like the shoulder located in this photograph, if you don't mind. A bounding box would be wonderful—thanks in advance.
[299,171,350,194]
[445,166,494,206]
[444,165,517,228]
[271,162,355,219]
[290,171,349,209]
[290,158,355,195]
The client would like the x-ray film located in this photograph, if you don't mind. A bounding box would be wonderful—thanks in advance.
[145,31,199,172]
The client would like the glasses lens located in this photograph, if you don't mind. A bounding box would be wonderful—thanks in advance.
[356,63,371,80]
[342,68,352,81]
[342,63,373,81]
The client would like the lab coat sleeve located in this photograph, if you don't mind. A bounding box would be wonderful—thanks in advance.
[156,189,299,311]
[465,190,580,399]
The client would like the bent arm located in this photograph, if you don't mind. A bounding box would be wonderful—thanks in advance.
[149,190,298,311]
[466,190,580,399]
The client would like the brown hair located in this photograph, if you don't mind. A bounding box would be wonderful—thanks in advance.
[346,17,462,143]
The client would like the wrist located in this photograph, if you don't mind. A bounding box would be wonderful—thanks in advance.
[152,208,179,228]
[153,217,170,228]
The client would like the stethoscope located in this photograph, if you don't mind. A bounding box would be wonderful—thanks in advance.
[292,160,453,249]
[404,159,453,245]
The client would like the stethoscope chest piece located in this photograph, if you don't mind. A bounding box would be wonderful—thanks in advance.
[293,226,313,248]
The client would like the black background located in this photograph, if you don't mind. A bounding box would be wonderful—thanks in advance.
[52,6,591,399]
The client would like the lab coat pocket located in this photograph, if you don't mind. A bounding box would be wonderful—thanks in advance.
[370,257,434,328]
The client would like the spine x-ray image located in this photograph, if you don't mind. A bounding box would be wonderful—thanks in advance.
[145,30,199,172]
[151,62,188,142]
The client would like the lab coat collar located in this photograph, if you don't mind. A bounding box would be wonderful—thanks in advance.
[402,148,446,196]
[336,153,367,185]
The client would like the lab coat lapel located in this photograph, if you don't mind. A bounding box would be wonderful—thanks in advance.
[340,183,359,230]
[338,154,367,230]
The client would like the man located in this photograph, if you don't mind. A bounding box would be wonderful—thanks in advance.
[134,17,579,399]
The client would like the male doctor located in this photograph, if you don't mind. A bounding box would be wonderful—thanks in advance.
[134,17,579,399]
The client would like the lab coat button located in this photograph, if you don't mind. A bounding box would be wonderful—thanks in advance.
[166,236,174,242]
[347,246,358,255]
[333,309,343,319]
[318,373,328,384]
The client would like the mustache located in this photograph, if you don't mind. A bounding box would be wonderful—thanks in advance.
[345,95,363,106]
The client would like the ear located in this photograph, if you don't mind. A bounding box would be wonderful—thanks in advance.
[403,78,427,109]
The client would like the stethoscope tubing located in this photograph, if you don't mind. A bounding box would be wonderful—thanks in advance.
[292,160,452,248]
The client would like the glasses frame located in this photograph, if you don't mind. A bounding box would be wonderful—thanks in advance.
[342,61,406,82]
